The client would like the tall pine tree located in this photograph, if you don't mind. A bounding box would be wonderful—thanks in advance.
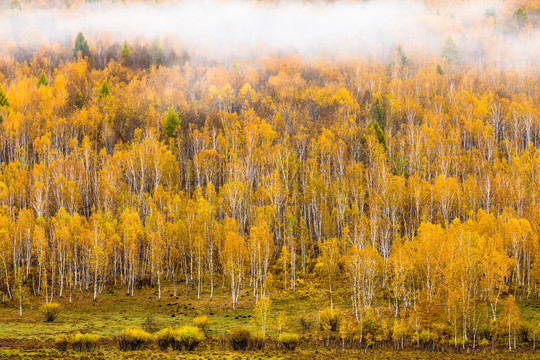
[73,32,90,59]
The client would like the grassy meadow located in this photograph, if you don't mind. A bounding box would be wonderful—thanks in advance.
[0,285,539,359]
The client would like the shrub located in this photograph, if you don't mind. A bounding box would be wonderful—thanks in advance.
[250,331,264,350]
[175,326,205,351]
[320,307,342,332]
[419,329,430,344]
[54,333,71,352]
[228,328,251,351]
[117,327,153,351]
[193,315,210,334]
[279,332,300,351]
[54,332,100,352]
[154,327,178,350]
[71,332,100,352]
[518,323,531,342]
[40,302,61,322]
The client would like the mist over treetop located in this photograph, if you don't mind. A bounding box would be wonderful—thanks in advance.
[1,0,539,67]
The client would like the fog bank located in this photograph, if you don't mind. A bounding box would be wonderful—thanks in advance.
[0,0,537,67]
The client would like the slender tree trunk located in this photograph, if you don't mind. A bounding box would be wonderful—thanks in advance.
[157,271,161,301]
[19,284,22,317]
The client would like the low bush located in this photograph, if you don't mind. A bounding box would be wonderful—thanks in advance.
[71,332,100,352]
[228,328,251,350]
[176,326,205,351]
[251,331,265,350]
[279,332,300,351]
[54,332,100,352]
[518,323,531,342]
[54,333,71,352]
[320,307,342,332]
[117,327,153,351]
[154,327,178,351]
[40,302,61,322]
[193,315,210,334]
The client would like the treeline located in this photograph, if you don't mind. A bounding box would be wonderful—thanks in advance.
[0,39,539,350]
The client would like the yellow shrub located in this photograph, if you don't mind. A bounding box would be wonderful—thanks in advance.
[71,332,100,352]
[39,303,61,322]
[54,333,71,351]
[175,326,205,351]
[319,307,342,332]
[278,332,300,350]
[193,315,210,334]
[117,327,152,351]
[54,332,100,352]
[154,327,178,350]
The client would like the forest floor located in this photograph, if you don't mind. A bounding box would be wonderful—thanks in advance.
[0,285,539,359]
[0,348,539,360]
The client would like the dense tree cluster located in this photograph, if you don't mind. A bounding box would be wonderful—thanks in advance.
[0,34,539,350]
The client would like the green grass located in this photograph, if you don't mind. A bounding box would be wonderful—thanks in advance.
[518,298,540,322]
[0,285,322,342]
[1,285,539,359]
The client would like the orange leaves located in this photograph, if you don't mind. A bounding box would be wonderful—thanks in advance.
[1,38,540,327]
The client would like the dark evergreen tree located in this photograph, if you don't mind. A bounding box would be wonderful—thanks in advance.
[397,44,408,67]
[163,106,181,139]
[363,121,387,151]
[0,87,9,121]
[121,40,131,63]
[98,81,110,101]
[372,98,385,130]
[73,32,90,59]
[441,36,459,64]
[37,71,49,87]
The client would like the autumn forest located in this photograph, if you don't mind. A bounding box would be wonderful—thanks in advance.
[0,0,540,358]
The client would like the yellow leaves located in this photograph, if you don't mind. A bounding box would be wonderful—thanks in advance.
[34,133,53,162]
[208,83,234,113]
[258,119,277,145]
[416,222,445,246]
[120,208,144,249]
[2,36,540,331]
[222,229,247,271]
[0,181,8,204]
[432,174,461,222]
[249,212,274,255]
[238,83,258,110]
[268,72,305,103]
[254,296,271,313]
[52,72,68,105]
[332,88,353,107]
[505,217,533,241]
[319,237,340,265]
[303,85,333,107]
[315,128,336,155]
[392,317,409,340]
[247,210,274,298]
[503,294,521,327]
[347,245,381,270]
[0,212,11,254]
